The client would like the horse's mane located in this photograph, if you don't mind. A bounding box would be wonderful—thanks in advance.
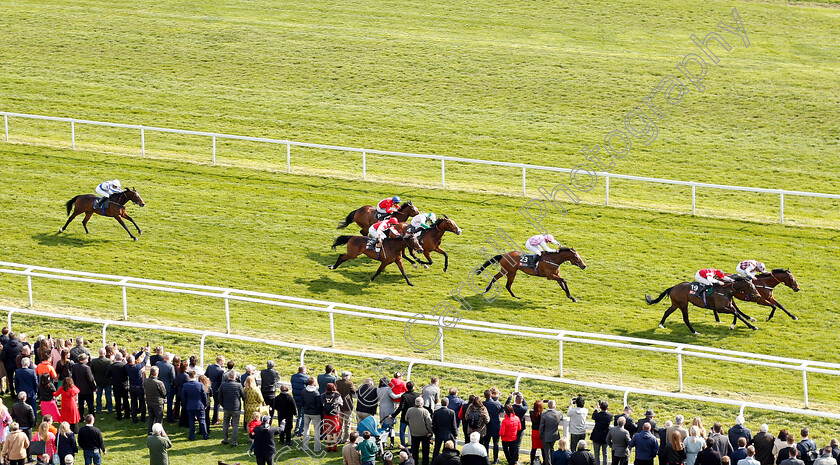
[398,201,413,211]
[731,275,750,282]
[757,268,787,278]
[771,268,786,274]
[545,247,574,253]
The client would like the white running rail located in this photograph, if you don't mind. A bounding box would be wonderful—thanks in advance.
[0,261,837,409]
[3,111,840,223]
[1,304,838,421]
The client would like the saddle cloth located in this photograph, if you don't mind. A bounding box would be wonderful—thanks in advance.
[519,254,540,269]
[374,210,391,221]
[365,237,379,251]
[688,282,712,308]
[93,197,110,212]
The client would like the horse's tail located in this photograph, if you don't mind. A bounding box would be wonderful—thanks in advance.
[645,286,674,305]
[336,209,357,229]
[476,255,503,275]
[331,235,353,250]
[65,196,80,215]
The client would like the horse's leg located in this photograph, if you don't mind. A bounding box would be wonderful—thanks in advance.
[658,304,678,329]
[484,271,503,294]
[731,302,756,322]
[732,309,758,330]
[401,251,418,269]
[393,259,414,286]
[60,211,82,233]
[680,305,700,335]
[328,254,350,270]
[81,212,94,234]
[123,213,141,235]
[712,308,720,323]
[115,217,137,240]
[504,268,520,299]
[771,298,797,320]
[435,246,448,272]
[553,276,577,303]
[369,262,388,283]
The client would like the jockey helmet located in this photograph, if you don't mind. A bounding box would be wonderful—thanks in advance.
[112,179,122,187]
[427,213,437,223]
[387,217,399,224]
[392,195,400,203]
[757,262,766,272]
[545,234,556,243]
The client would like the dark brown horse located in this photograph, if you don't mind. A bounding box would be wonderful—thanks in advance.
[60,189,146,240]
[645,275,760,334]
[475,248,587,301]
[399,216,462,272]
[721,268,800,325]
[336,201,420,234]
[329,233,424,286]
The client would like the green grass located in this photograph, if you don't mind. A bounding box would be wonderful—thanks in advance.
[1,0,840,463]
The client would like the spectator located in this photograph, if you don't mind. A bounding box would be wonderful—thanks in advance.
[149,347,164,368]
[36,353,58,381]
[592,401,614,465]
[660,421,675,465]
[241,364,257,388]
[147,423,172,465]
[710,423,734,459]
[243,376,266,434]
[446,388,466,431]
[462,431,490,465]
[553,437,573,465]
[70,354,95,421]
[205,355,226,426]
[729,418,753,450]
[830,441,839,462]
[753,425,775,465]
[630,422,660,465]
[126,348,149,424]
[739,446,761,465]
[77,414,105,465]
[797,428,818,465]
[252,415,282,465]
[144,366,167,434]
[504,392,528,448]
[219,370,246,447]
[499,404,523,465]
[356,431,378,465]
[174,361,189,428]
[198,375,213,430]
[33,421,57,464]
[568,396,588,451]
[668,416,689,444]
[343,431,362,465]
[483,388,503,464]
[572,439,597,465]
[615,407,637,438]
[402,449,418,465]
[68,337,90,365]
[541,400,563,465]
[336,371,356,444]
[11,391,36,442]
[686,426,706,465]
[777,434,800,465]
[814,448,837,465]
[664,431,687,465]
[155,353,176,423]
[53,378,80,433]
[0,404,11,443]
[301,376,322,452]
[356,378,378,423]
[608,416,632,465]
[322,382,344,452]
[422,378,441,412]
[181,370,209,441]
[1,332,23,395]
[407,396,434,465]
[318,365,337,396]
[89,349,112,415]
[55,349,74,390]
[433,397,458,458]
[105,353,129,421]
[394,381,420,448]
[274,384,296,446]
[378,378,399,446]
[290,365,308,436]
[773,431,790,461]
[691,419,707,440]
[390,372,408,399]
[15,357,38,416]
[465,395,491,448]
[733,438,750,464]
[781,447,805,465]
[55,422,78,465]
[260,361,281,425]
[187,355,203,377]
[697,438,723,465]
[2,422,29,465]
[433,440,461,465]
[530,400,545,465]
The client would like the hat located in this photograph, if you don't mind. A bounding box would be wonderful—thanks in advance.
[645,409,655,417]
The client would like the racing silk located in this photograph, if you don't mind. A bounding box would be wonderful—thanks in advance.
[697,268,727,285]
[735,260,765,279]
[96,180,122,196]
[527,234,556,250]
[410,213,434,229]
[377,198,400,214]
[369,218,398,239]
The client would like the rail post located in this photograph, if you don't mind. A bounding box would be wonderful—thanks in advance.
[141,128,146,157]
[286,143,291,173]
[739,403,746,417]
[780,193,785,223]
[675,345,685,392]
[522,167,527,196]
[3,115,7,141]
[299,348,307,366]
[199,331,210,368]
[328,305,336,347]
[605,176,610,206]
[25,267,34,307]
[222,290,232,333]
[558,332,566,376]
[6,309,15,331]
[514,375,523,393]
[102,323,109,349]
[623,390,630,408]
[406,360,417,381]
[801,363,809,407]
[691,185,696,215]
[119,278,129,320]
[71,121,76,150]
[441,159,446,188]
[439,328,444,362]
[362,152,367,180]
[212,135,217,164]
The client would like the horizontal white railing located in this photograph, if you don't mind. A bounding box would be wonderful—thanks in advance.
[3,111,840,223]
[2,304,838,422]
[0,261,837,409]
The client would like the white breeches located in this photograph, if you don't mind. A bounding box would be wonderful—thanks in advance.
[95,187,111,197]
[368,226,386,240]
[525,243,543,255]
[694,272,717,286]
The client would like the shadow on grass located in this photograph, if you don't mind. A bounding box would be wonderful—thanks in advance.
[32,232,115,247]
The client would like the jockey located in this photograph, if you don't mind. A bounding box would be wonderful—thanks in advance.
[95,179,122,198]
[410,212,437,231]
[735,260,766,280]
[368,217,399,241]
[525,234,560,255]
[376,196,401,216]
[695,268,733,287]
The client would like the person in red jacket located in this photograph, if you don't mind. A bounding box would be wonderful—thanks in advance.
[499,404,523,465]
[376,196,401,217]
[695,269,732,287]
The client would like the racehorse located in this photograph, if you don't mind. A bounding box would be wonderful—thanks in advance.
[475,248,587,301]
[60,189,146,241]
[398,216,462,272]
[722,268,800,325]
[329,233,425,286]
[336,201,421,234]
[645,275,760,334]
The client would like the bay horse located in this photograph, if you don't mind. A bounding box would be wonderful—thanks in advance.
[329,233,424,286]
[399,216,463,272]
[475,248,587,301]
[336,201,420,234]
[720,268,800,325]
[60,189,146,240]
[645,275,760,334]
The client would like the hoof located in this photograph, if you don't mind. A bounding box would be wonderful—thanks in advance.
[422,264,429,269]
[58,228,63,233]
[749,317,757,322]
[729,324,736,330]
[443,268,448,273]
[411,263,418,269]
[658,324,665,329]
[792,316,799,321]
[693,331,701,335]
[132,237,138,241]
[328,265,334,270]
[571,298,578,303]
[766,316,772,322]
[750,326,758,331]
[407,282,414,287]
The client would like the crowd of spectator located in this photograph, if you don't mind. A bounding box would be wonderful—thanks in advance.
[0,328,837,465]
